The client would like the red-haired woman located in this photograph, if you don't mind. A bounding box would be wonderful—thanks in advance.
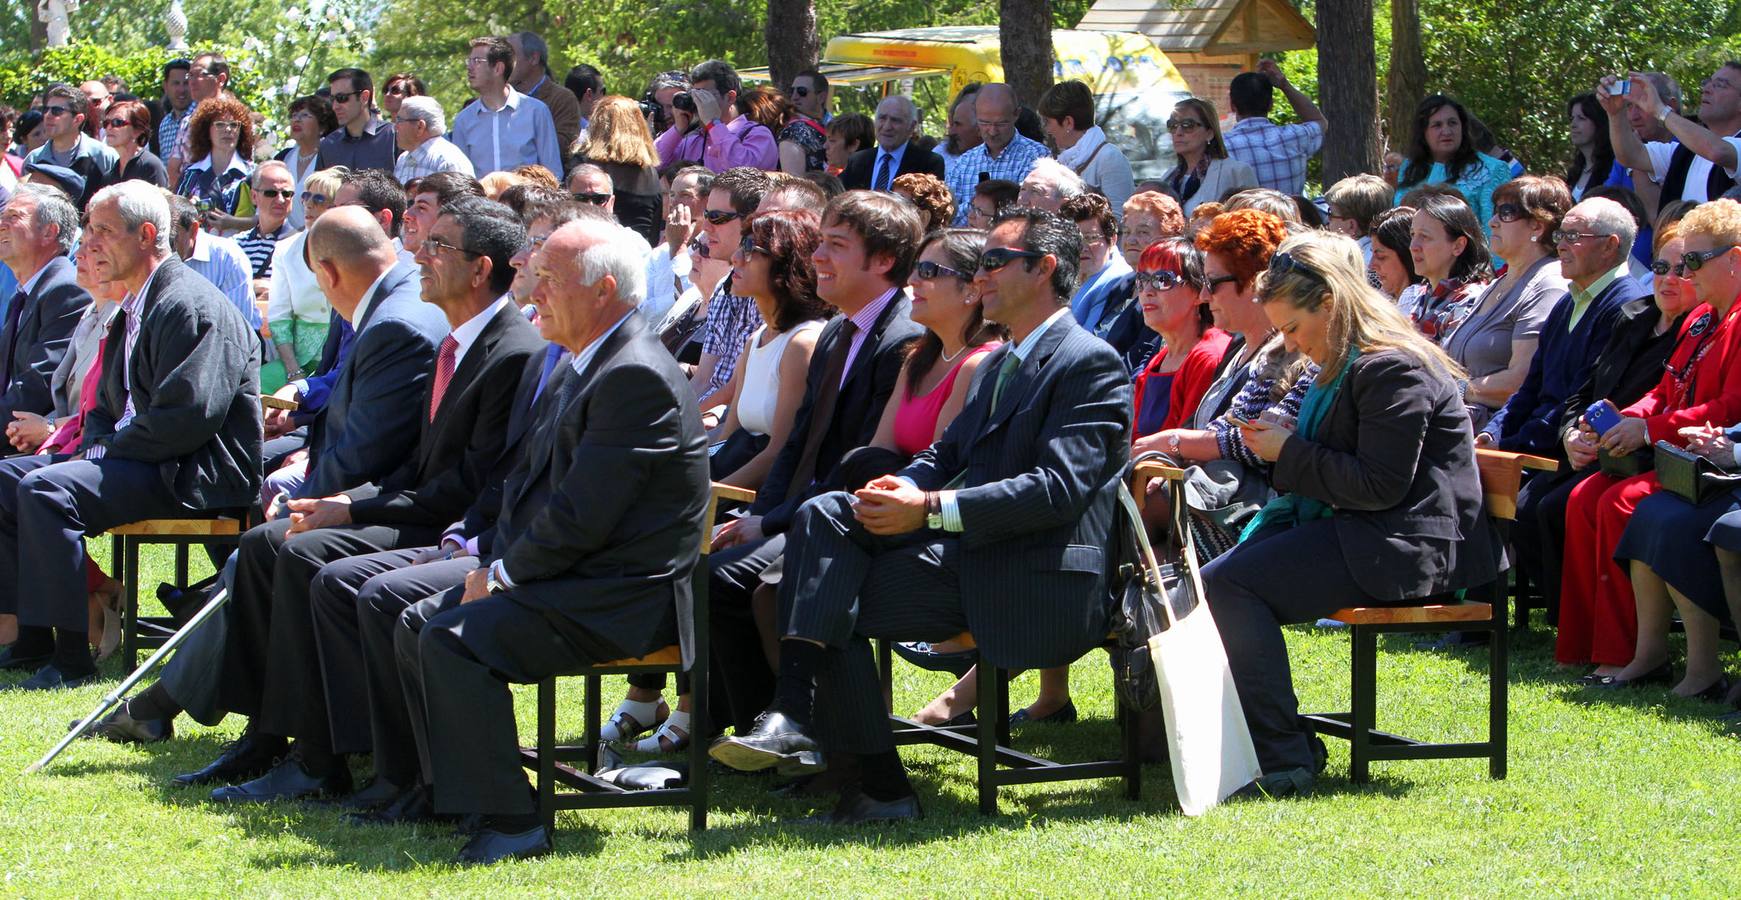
[1130,237,1233,440]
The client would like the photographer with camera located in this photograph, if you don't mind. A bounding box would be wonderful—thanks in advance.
[653,60,778,173]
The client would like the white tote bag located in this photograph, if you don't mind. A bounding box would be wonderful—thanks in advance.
[1133,477,1263,816]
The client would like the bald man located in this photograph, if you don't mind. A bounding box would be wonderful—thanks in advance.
[842,94,947,191]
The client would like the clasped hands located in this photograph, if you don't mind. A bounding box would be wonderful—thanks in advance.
[285,493,351,534]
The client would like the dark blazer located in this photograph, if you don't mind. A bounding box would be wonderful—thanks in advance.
[490,314,710,665]
[1272,349,1503,603]
[459,343,564,556]
[344,299,543,527]
[85,256,262,508]
[753,291,924,533]
[299,261,449,500]
[1559,298,1685,441]
[0,255,89,425]
[840,143,949,191]
[901,313,1133,668]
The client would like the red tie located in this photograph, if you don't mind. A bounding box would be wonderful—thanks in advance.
[428,335,458,422]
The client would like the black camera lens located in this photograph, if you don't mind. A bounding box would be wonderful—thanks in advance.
[673,91,697,113]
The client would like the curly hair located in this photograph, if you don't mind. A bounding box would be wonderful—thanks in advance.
[289,94,339,137]
[1060,191,1117,246]
[891,172,954,232]
[186,95,256,163]
[1194,208,1287,289]
[744,208,831,331]
[1122,190,1185,236]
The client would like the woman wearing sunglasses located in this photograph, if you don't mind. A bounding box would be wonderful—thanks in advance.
[100,100,167,187]
[1162,97,1256,216]
[260,166,345,400]
[1448,176,1572,432]
[1130,237,1233,443]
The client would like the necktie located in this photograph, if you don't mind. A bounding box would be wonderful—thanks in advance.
[530,343,564,406]
[428,335,459,422]
[0,290,26,381]
[787,319,858,493]
[873,152,894,191]
[944,350,1023,490]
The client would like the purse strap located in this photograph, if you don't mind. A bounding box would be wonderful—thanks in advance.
[1120,451,1200,630]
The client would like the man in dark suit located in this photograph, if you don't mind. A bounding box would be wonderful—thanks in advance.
[709,208,1133,824]
[0,181,261,689]
[707,190,925,733]
[176,197,542,795]
[396,217,708,864]
[0,184,91,432]
[840,95,949,192]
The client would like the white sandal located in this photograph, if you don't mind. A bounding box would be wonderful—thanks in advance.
[633,710,691,754]
[601,698,667,743]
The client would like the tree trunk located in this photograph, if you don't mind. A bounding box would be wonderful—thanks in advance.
[764,0,819,92]
[30,2,47,56]
[1317,0,1380,181]
[1386,0,1428,155]
[999,0,1054,107]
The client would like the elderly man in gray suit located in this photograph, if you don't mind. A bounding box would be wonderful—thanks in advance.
[709,208,1133,824]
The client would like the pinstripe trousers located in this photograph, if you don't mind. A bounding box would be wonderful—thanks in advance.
[779,491,969,753]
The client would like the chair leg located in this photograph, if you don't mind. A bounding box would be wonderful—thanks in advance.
[1119,688,1141,800]
[120,536,140,671]
[1349,625,1376,785]
[976,659,1000,815]
[688,661,710,831]
[584,674,601,775]
[173,542,189,589]
[538,678,557,837]
[1490,614,1509,780]
[1511,569,1531,631]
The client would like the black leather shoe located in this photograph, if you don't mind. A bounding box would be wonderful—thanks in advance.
[798,788,923,825]
[77,706,173,744]
[1689,675,1733,704]
[172,732,289,787]
[325,777,405,811]
[1231,766,1316,801]
[456,825,552,865]
[707,710,825,776]
[209,754,353,803]
[0,646,51,671]
[344,784,454,826]
[1009,699,1078,729]
[5,664,97,691]
[1595,661,1674,690]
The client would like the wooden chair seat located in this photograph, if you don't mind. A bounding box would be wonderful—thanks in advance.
[596,645,682,668]
[107,517,240,537]
[1328,601,1494,626]
[107,513,247,670]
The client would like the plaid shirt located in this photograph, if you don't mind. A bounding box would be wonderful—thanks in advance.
[947,134,1051,225]
[157,104,192,158]
[697,281,763,406]
[1223,117,1324,195]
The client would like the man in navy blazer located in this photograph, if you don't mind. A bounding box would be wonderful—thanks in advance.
[840,96,949,191]
[0,183,90,431]
[709,208,1133,824]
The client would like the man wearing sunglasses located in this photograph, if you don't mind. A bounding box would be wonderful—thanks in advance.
[317,67,398,175]
[790,70,831,125]
[22,83,117,211]
[710,206,1132,825]
[1605,64,1741,206]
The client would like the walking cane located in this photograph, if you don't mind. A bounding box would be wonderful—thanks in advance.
[25,586,229,774]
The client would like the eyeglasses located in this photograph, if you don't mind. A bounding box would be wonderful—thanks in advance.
[385,85,410,96]
[212,120,243,132]
[573,191,612,206]
[1552,229,1606,245]
[1202,274,1240,293]
[394,117,420,126]
[1165,119,1204,133]
[703,209,741,225]
[465,57,493,69]
[914,260,970,281]
[1651,258,1690,278]
[978,247,1045,272]
[420,236,479,257]
[1134,270,1185,292]
[289,111,317,122]
[256,189,295,200]
[41,105,72,118]
[738,235,772,257]
[103,118,132,129]
[1683,246,1735,272]
[1493,203,1527,223]
[331,91,361,104]
[300,191,332,205]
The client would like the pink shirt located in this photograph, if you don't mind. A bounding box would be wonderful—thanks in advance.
[891,343,998,456]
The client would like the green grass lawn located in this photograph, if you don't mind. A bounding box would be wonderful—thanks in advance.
[3,544,1740,897]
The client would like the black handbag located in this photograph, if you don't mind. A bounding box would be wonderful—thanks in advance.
[1598,445,1652,479]
[1654,440,1741,505]
[1107,451,1204,713]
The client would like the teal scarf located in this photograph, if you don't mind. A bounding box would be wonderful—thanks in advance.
[1240,348,1362,541]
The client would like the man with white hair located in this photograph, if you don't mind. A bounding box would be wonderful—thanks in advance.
[393,96,476,183]
[1016,157,1087,213]
[841,94,947,191]
[0,180,261,689]
[0,183,90,438]
[397,217,709,864]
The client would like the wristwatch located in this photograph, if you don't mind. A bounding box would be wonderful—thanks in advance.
[1166,433,1182,456]
[1654,103,1673,124]
[925,492,943,531]
[485,568,507,594]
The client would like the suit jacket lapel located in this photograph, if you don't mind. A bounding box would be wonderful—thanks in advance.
[975,313,1075,441]
[353,262,412,335]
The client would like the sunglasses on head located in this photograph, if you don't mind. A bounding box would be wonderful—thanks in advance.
[978,247,1045,272]
[257,189,295,200]
[573,191,611,206]
[703,209,741,225]
[1683,246,1735,272]
[1268,250,1324,282]
[1134,270,1185,291]
[914,260,970,281]
[1651,258,1690,278]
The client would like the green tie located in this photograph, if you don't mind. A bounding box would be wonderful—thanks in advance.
[944,351,1022,490]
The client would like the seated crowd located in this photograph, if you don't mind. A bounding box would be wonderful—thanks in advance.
[4,41,1741,864]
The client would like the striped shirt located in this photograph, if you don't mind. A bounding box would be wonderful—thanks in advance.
[235,223,291,279]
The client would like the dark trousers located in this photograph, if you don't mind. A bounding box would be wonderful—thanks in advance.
[707,532,785,734]
[777,491,968,754]
[1202,519,1380,774]
[1514,467,1584,624]
[347,552,478,784]
[397,586,607,816]
[0,456,188,630]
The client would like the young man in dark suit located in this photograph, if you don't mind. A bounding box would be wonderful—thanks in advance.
[709,208,1133,824]
[0,181,261,689]
[176,198,542,796]
[706,190,926,734]
[0,184,90,442]
[398,217,709,864]
[840,95,949,191]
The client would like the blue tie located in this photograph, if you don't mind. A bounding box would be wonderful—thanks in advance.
[873,152,894,191]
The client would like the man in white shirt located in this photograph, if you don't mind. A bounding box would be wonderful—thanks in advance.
[448,36,564,179]
[393,96,476,184]
[1606,64,1741,206]
[169,194,259,329]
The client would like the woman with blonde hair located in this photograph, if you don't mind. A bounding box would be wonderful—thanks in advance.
[1202,229,1503,798]
[572,95,664,243]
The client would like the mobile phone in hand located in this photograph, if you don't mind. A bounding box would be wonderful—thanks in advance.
[1584,399,1624,436]
[1227,415,1255,428]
